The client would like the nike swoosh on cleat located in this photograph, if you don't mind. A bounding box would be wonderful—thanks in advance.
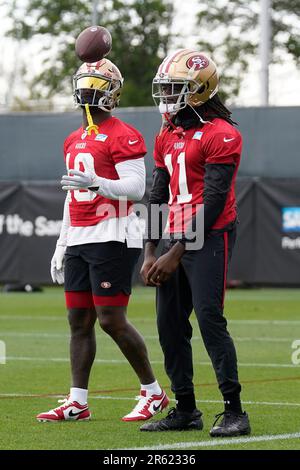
[68,408,88,417]
[153,395,166,412]
[223,137,235,142]
[129,140,139,145]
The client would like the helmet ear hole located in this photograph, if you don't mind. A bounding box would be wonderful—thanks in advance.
[197,84,205,94]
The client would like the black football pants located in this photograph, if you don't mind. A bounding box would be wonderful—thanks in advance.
[156,228,241,398]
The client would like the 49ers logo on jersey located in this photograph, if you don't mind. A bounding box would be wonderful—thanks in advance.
[186,55,209,70]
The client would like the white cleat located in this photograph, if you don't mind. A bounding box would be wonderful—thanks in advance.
[122,389,169,422]
[36,397,91,422]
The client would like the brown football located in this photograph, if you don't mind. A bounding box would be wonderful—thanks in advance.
[75,26,112,63]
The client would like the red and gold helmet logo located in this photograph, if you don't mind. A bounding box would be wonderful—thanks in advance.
[186,55,209,70]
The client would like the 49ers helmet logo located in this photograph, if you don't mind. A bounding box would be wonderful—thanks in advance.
[186,55,209,70]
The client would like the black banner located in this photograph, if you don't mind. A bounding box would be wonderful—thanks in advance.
[228,177,256,283]
[1,179,300,285]
[0,182,64,284]
[254,179,300,284]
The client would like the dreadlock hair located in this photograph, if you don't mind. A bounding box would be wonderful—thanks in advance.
[172,93,237,131]
[200,93,237,126]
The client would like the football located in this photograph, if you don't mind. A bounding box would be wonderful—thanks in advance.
[75,26,112,63]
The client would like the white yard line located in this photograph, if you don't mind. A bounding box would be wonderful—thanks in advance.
[0,332,70,338]
[1,315,300,325]
[4,356,300,368]
[0,315,65,321]
[125,432,300,450]
[230,320,300,325]
[0,332,295,342]
[91,397,300,408]
[1,393,300,409]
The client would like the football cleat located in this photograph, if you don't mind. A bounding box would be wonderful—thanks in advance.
[210,411,251,437]
[122,389,169,422]
[36,397,91,422]
[140,407,203,431]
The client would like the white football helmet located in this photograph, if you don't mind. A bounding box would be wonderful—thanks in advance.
[73,59,123,112]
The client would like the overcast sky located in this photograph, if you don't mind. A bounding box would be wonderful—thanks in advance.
[0,0,299,108]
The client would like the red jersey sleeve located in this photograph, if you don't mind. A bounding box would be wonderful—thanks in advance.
[63,135,71,161]
[153,134,166,169]
[63,130,80,162]
[202,131,242,165]
[110,131,147,164]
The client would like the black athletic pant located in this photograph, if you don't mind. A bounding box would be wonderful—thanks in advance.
[156,228,241,398]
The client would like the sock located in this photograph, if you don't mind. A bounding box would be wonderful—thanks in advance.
[141,380,162,396]
[70,387,88,405]
[175,393,196,413]
[223,392,242,414]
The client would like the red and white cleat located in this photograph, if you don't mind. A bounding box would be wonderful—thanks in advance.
[122,389,169,422]
[36,397,91,422]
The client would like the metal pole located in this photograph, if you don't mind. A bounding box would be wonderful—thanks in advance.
[91,0,98,25]
[259,0,271,106]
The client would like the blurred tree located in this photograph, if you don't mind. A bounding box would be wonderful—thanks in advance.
[7,0,173,106]
[196,0,300,102]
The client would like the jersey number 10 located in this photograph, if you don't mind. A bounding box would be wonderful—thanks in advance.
[66,152,97,202]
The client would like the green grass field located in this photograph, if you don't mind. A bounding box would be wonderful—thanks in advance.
[0,287,300,450]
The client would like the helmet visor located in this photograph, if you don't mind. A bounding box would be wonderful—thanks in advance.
[76,75,110,91]
[73,73,114,108]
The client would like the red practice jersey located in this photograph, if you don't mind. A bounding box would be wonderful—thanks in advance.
[154,118,242,233]
[64,116,147,227]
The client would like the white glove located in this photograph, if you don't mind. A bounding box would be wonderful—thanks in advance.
[50,245,66,284]
[61,169,99,191]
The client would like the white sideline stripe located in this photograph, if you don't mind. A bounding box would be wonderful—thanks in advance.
[125,432,300,450]
[0,332,70,338]
[0,332,294,343]
[1,393,300,409]
[0,315,66,321]
[1,315,300,325]
[5,356,300,368]
[230,320,300,325]
[91,398,300,408]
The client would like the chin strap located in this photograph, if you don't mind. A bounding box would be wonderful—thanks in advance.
[162,113,186,137]
[85,103,99,135]
[162,112,176,129]
[158,112,173,135]
[187,104,214,125]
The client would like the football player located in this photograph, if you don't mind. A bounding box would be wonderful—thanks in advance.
[140,49,251,437]
[36,59,168,422]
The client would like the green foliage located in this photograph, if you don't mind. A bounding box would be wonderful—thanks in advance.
[196,0,300,102]
[7,0,173,106]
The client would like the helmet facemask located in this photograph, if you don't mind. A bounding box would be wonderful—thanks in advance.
[152,78,203,115]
